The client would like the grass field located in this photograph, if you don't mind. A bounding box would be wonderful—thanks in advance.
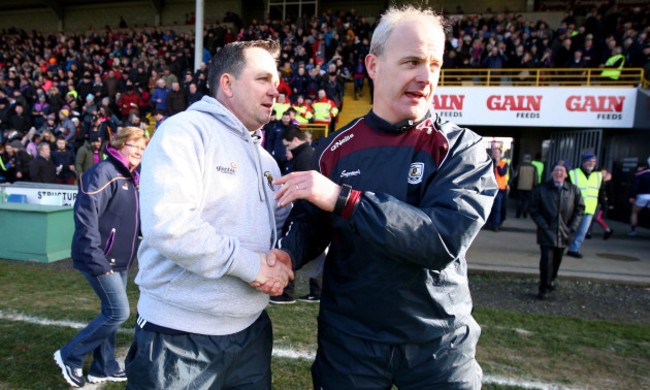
[1,260,648,389]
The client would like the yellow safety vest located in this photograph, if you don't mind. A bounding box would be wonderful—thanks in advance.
[601,54,625,80]
[312,99,338,123]
[273,102,291,120]
[569,168,602,214]
[292,104,313,124]
[531,160,544,184]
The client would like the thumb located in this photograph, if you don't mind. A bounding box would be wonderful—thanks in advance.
[266,251,277,267]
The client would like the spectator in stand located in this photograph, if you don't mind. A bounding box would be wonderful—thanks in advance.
[272,92,291,120]
[291,95,313,125]
[627,158,650,237]
[166,81,186,116]
[186,83,203,106]
[8,103,32,133]
[312,88,338,129]
[151,79,169,115]
[530,160,584,300]
[32,93,51,129]
[290,65,309,98]
[3,140,32,182]
[118,85,142,119]
[57,109,77,144]
[54,127,148,388]
[29,142,56,183]
[352,56,366,100]
[51,136,76,185]
[76,132,103,177]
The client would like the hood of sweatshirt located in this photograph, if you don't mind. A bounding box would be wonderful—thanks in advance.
[187,96,264,143]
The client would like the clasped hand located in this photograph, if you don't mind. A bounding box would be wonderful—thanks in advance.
[250,250,294,296]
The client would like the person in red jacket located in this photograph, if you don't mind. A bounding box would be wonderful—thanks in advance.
[117,85,141,119]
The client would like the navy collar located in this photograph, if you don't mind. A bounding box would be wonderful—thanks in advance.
[365,109,434,134]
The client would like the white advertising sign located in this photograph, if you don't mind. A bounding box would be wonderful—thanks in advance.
[434,87,637,128]
[2,185,78,206]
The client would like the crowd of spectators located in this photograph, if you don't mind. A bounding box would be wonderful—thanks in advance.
[1,3,649,184]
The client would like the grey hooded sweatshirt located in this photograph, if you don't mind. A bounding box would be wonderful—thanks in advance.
[135,96,289,335]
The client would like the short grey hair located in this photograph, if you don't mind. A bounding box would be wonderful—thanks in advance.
[369,5,447,59]
[208,39,280,97]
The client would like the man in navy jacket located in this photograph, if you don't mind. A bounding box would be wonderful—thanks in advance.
[256,6,497,389]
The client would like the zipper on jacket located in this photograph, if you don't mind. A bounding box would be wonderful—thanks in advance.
[127,179,139,269]
[104,228,116,255]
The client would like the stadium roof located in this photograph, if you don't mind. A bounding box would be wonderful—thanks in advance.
[0,0,162,13]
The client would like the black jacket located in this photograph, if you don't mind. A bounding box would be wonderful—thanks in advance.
[530,180,585,248]
[279,110,497,344]
[70,147,140,276]
[29,155,56,183]
[288,142,314,173]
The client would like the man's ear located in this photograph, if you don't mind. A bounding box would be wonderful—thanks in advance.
[365,53,378,81]
[220,73,234,98]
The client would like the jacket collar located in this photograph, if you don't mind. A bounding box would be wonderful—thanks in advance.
[365,109,434,134]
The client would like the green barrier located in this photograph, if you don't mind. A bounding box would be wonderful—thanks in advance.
[0,203,74,263]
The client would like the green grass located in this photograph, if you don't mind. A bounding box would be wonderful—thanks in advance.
[1,260,649,389]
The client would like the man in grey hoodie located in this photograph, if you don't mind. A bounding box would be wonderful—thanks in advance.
[124,40,293,389]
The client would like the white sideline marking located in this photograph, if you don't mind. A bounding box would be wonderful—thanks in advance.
[1,310,580,389]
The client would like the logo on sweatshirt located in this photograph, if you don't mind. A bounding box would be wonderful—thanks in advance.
[340,169,360,178]
[122,183,129,190]
[408,162,424,184]
[216,162,237,175]
[264,171,275,191]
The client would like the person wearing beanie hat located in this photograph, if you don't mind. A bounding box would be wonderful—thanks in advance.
[566,152,606,258]
[530,159,584,299]
[75,131,103,176]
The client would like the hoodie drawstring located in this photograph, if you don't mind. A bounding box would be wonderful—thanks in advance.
[247,132,278,249]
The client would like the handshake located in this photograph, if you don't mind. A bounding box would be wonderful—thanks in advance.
[250,249,294,296]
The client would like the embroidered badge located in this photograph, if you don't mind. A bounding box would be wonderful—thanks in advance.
[122,183,129,190]
[408,162,424,184]
[264,171,275,190]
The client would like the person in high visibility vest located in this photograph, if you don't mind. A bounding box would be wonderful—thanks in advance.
[272,92,292,120]
[291,94,313,124]
[488,148,509,232]
[566,152,605,258]
[531,154,544,184]
[600,46,625,81]
[312,88,339,125]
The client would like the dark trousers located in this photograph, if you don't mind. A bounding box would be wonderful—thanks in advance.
[539,246,565,292]
[489,189,506,228]
[516,190,532,217]
[312,318,482,389]
[125,311,272,390]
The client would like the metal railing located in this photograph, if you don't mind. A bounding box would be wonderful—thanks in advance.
[439,68,646,88]
[299,123,329,140]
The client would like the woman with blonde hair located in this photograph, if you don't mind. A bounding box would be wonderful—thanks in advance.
[54,126,148,388]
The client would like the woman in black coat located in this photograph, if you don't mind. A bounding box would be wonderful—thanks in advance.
[530,160,585,300]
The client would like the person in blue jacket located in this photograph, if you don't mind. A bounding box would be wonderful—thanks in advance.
[256,6,497,389]
[54,126,148,388]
